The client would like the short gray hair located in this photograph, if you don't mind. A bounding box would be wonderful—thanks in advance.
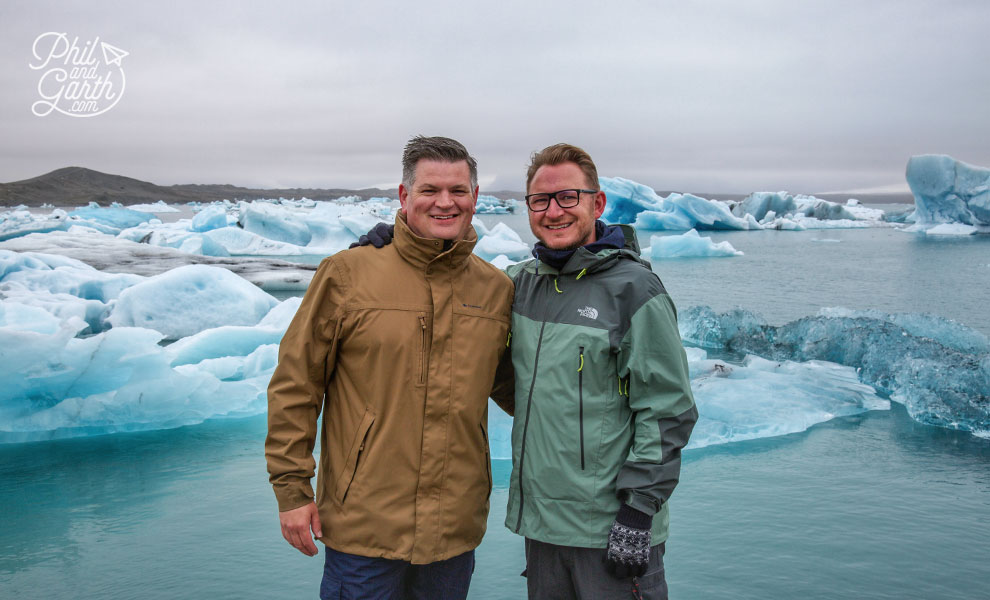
[401,135,478,189]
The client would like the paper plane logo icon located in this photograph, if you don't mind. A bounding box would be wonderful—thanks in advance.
[101,42,128,66]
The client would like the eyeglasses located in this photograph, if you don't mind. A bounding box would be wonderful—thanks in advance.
[524,189,598,212]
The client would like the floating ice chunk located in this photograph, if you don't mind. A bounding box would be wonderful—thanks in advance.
[489,254,522,270]
[0,294,303,442]
[0,322,267,443]
[733,192,797,222]
[925,223,978,236]
[816,307,989,354]
[108,264,278,339]
[0,301,64,334]
[258,296,303,329]
[0,208,71,241]
[166,325,284,366]
[129,201,180,214]
[600,177,664,223]
[646,230,743,258]
[0,232,316,291]
[474,222,530,261]
[69,205,154,232]
[339,213,388,240]
[0,249,142,302]
[476,195,518,214]
[191,205,229,232]
[906,154,990,227]
[238,201,312,245]
[203,227,303,255]
[687,355,888,449]
[679,305,990,438]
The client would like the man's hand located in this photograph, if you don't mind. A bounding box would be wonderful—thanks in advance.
[604,504,652,578]
[349,222,394,249]
[279,502,323,556]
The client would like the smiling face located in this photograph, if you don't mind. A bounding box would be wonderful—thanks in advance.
[527,161,606,250]
[398,159,478,241]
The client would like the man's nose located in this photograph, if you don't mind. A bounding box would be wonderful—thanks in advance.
[435,191,455,207]
[544,197,566,218]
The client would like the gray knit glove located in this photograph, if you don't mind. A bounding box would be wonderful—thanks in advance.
[604,504,652,578]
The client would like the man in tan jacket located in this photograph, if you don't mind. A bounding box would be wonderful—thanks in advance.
[265,136,514,599]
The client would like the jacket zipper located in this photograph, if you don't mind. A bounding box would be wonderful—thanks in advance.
[514,283,551,531]
[578,346,585,471]
[419,315,427,384]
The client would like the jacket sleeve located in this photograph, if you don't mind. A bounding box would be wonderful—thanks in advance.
[265,257,345,512]
[489,338,515,416]
[615,291,698,516]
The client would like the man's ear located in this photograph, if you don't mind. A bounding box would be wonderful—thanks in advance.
[593,190,606,219]
[398,184,409,214]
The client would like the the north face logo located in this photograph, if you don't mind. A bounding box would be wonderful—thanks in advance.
[577,306,599,320]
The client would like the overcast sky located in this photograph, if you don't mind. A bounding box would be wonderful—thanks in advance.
[2,0,988,194]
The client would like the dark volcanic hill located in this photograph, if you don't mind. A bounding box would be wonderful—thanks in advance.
[0,167,401,207]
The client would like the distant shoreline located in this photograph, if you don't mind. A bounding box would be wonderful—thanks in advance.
[0,166,916,208]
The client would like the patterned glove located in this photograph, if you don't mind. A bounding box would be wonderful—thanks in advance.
[604,504,653,578]
[349,223,394,249]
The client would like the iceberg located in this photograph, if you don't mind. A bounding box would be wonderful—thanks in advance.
[129,200,180,214]
[190,205,230,232]
[473,222,530,262]
[238,201,312,246]
[0,209,72,241]
[645,230,743,259]
[679,306,990,438]
[0,288,299,443]
[906,154,990,228]
[476,195,518,214]
[108,264,279,339]
[0,232,317,291]
[68,205,154,232]
[600,177,881,231]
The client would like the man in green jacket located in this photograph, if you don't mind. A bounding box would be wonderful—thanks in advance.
[504,143,697,599]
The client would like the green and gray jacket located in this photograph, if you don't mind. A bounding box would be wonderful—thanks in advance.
[503,225,698,548]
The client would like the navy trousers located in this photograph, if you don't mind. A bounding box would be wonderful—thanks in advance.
[320,545,475,600]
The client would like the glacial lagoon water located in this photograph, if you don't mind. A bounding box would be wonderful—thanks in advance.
[2,210,989,598]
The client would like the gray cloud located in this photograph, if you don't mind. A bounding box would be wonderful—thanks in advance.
[1,0,988,194]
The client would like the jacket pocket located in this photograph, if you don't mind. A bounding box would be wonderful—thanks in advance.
[334,409,375,504]
[578,346,585,471]
[480,423,493,497]
[418,314,427,384]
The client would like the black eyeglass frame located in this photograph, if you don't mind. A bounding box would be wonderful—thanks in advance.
[524,189,599,212]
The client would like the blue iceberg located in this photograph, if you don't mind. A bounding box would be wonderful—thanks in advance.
[906,154,990,228]
[645,230,743,259]
[678,306,990,438]
[600,177,880,231]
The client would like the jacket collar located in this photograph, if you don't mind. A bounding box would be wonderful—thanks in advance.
[534,223,647,276]
[393,212,479,270]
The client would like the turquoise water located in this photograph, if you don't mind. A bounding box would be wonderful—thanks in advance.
[2,214,990,598]
[2,406,987,599]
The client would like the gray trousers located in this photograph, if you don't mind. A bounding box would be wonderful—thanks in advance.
[523,538,668,600]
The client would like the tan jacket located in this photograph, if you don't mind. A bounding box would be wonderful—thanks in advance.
[265,214,514,564]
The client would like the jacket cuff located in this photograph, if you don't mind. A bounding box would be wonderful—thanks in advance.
[615,503,653,530]
[273,483,315,512]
